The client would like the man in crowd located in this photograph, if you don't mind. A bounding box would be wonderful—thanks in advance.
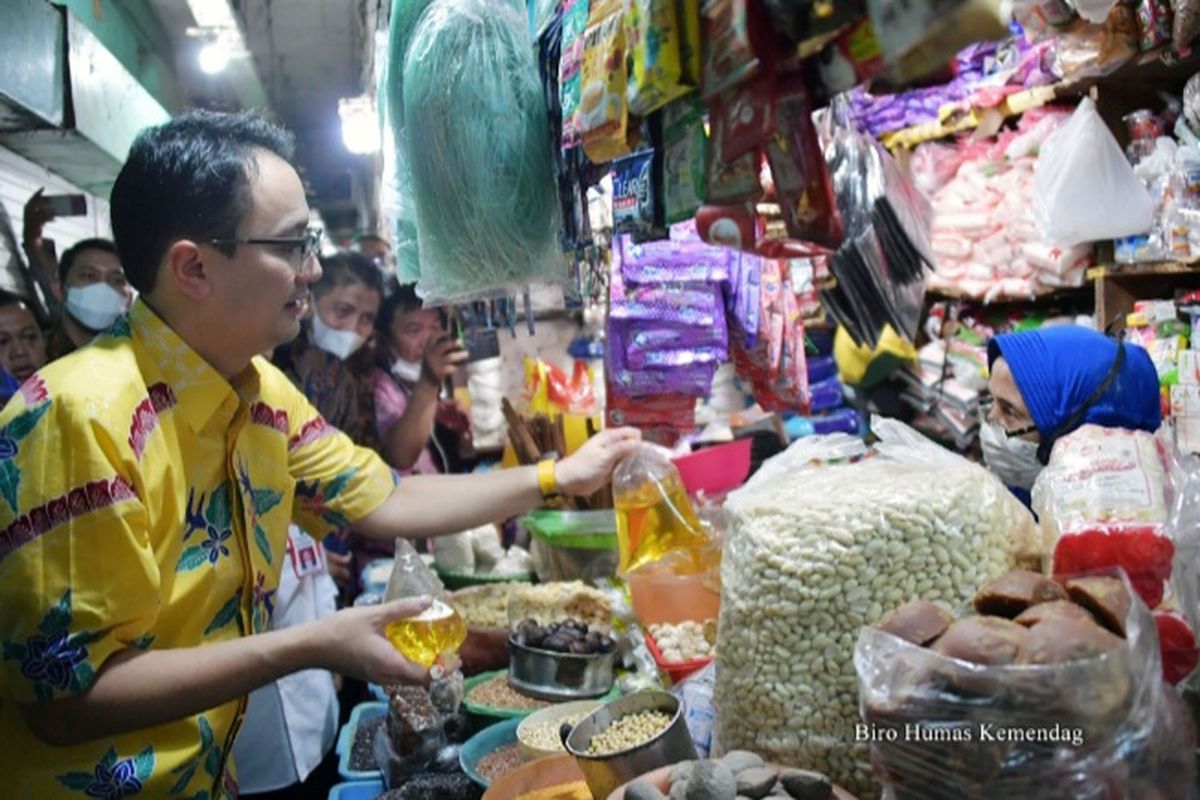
[0,109,639,798]
[23,191,133,358]
[0,289,47,384]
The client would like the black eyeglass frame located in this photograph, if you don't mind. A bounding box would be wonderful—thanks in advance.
[209,226,323,268]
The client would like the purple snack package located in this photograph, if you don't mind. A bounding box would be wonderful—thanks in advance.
[628,347,728,369]
[618,234,733,284]
[811,407,861,435]
[610,282,723,326]
[629,323,729,355]
[607,314,721,398]
[722,252,761,350]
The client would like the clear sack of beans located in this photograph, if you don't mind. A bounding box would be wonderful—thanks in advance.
[855,569,1197,799]
[714,418,1040,796]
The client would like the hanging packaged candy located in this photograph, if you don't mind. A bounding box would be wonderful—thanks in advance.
[581,2,632,163]
[611,282,724,325]
[817,16,887,94]
[723,250,761,348]
[626,0,696,116]
[619,233,731,283]
[730,258,809,412]
[695,202,758,252]
[607,317,720,396]
[717,75,774,163]
[612,149,660,236]
[662,97,709,223]
[766,76,842,250]
[701,0,767,98]
[560,0,590,149]
[705,94,764,204]
[1136,0,1174,51]
[628,323,729,355]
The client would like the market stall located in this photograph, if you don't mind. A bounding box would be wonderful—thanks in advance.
[325,0,1200,797]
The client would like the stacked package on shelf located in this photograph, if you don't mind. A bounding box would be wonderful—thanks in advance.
[606,225,745,435]
[916,107,1095,301]
[898,339,986,450]
[1172,294,1200,453]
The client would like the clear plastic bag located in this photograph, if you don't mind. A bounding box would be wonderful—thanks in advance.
[855,570,1198,799]
[383,540,468,669]
[714,418,1039,796]
[1034,425,1200,684]
[374,684,448,788]
[1034,97,1155,246]
[402,0,563,303]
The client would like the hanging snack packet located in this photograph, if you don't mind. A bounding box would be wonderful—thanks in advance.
[766,76,843,249]
[717,75,774,163]
[702,0,767,98]
[612,149,661,236]
[662,97,708,223]
[706,93,764,204]
[582,1,632,163]
[696,202,758,252]
[560,0,590,149]
[619,232,731,283]
[626,0,692,116]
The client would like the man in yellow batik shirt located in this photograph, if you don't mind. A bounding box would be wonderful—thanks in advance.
[0,110,640,799]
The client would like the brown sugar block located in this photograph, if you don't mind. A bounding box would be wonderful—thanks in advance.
[1017,615,1124,664]
[973,569,1069,618]
[1013,600,1097,628]
[875,600,955,646]
[1065,576,1132,637]
[931,616,1030,666]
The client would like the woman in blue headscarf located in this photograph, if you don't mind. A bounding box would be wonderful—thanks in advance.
[982,325,1162,502]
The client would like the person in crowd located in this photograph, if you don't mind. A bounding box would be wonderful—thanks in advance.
[0,109,639,798]
[982,324,1161,501]
[352,232,393,277]
[23,192,133,359]
[374,284,471,476]
[274,250,385,450]
[0,289,47,383]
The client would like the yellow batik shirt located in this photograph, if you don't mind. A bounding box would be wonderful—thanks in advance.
[0,300,395,799]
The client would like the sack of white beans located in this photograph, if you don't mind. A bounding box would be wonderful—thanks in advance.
[713,418,1040,796]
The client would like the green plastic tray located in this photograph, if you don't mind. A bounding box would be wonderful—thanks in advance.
[521,509,617,550]
[462,669,620,721]
[432,566,536,591]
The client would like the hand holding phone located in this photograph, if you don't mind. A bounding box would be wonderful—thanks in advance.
[41,194,87,217]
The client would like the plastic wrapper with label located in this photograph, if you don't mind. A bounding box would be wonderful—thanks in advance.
[714,419,1040,796]
[855,569,1198,800]
[1033,424,1200,684]
[581,0,632,163]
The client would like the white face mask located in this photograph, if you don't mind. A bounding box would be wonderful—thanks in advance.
[66,283,128,331]
[980,420,1043,490]
[391,355,424,384]
[310,311,366,361]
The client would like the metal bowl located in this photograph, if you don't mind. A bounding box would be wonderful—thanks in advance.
[507,636,615,701]
[565,691,698,799]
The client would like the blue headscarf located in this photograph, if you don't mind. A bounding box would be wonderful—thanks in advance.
[987,326,1161,447]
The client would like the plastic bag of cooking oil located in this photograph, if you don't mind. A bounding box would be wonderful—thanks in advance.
[383,540,467,670]
[612,444,718,575]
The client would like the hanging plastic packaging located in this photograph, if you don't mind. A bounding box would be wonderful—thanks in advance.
[857,569,1197,799]
[624,0,698,115]
[1034,97,1156,247]
[383,540,468,669]
[402,0,563,303]
[581,0,633,163]
[612,444,715,574]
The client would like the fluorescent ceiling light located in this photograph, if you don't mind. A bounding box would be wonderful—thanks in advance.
[198,40,231,74]
[339,96,381,155]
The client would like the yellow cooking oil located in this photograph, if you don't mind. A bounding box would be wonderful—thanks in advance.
[385,599,467,668]
[615,470,711,575]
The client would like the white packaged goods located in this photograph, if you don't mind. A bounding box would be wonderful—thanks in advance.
[715,419,1038,796]
[1180,350,1200,385]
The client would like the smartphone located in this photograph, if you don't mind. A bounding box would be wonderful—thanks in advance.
[464,328,501,363]
[42,194,87,217]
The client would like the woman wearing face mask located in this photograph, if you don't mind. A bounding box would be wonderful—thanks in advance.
[273,250,385,449]
[373,284,470,476]
[982,325,1161,504]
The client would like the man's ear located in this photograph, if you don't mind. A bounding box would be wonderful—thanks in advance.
[165,240,213,301]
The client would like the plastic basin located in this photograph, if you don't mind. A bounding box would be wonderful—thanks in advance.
[328,779,383,800]
[335,701,387,781]
[460,717,522,788]
[671,438,752,497]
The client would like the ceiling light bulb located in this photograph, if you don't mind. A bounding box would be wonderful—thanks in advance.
[339,97,381,155]
[198,41,230,75]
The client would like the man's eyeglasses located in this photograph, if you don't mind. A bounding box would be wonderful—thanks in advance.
[210,226,323,274]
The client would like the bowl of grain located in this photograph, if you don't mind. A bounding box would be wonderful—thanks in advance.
[515,700,604,762]
[565,691,698,799]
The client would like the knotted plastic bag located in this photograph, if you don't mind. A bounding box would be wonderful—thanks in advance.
[383,540,467,670]
[1034,97,1155,247]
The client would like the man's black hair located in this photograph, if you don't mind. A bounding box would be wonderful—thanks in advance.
[109,109,297,294]
[0,289,31,310]
[58,238,120,286]
[375,283,426,336]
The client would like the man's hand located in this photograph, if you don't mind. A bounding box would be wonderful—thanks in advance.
[555,427,642,497]
[421,336,468,388]
[310,596,435,686]
[23,189,54,245]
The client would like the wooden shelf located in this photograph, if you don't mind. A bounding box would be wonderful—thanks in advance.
[1087,261,1200,280]
[1091,262,1200,327]
[926,284,1090,304]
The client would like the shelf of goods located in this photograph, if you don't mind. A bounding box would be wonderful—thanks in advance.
[1089,262,1200,326]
